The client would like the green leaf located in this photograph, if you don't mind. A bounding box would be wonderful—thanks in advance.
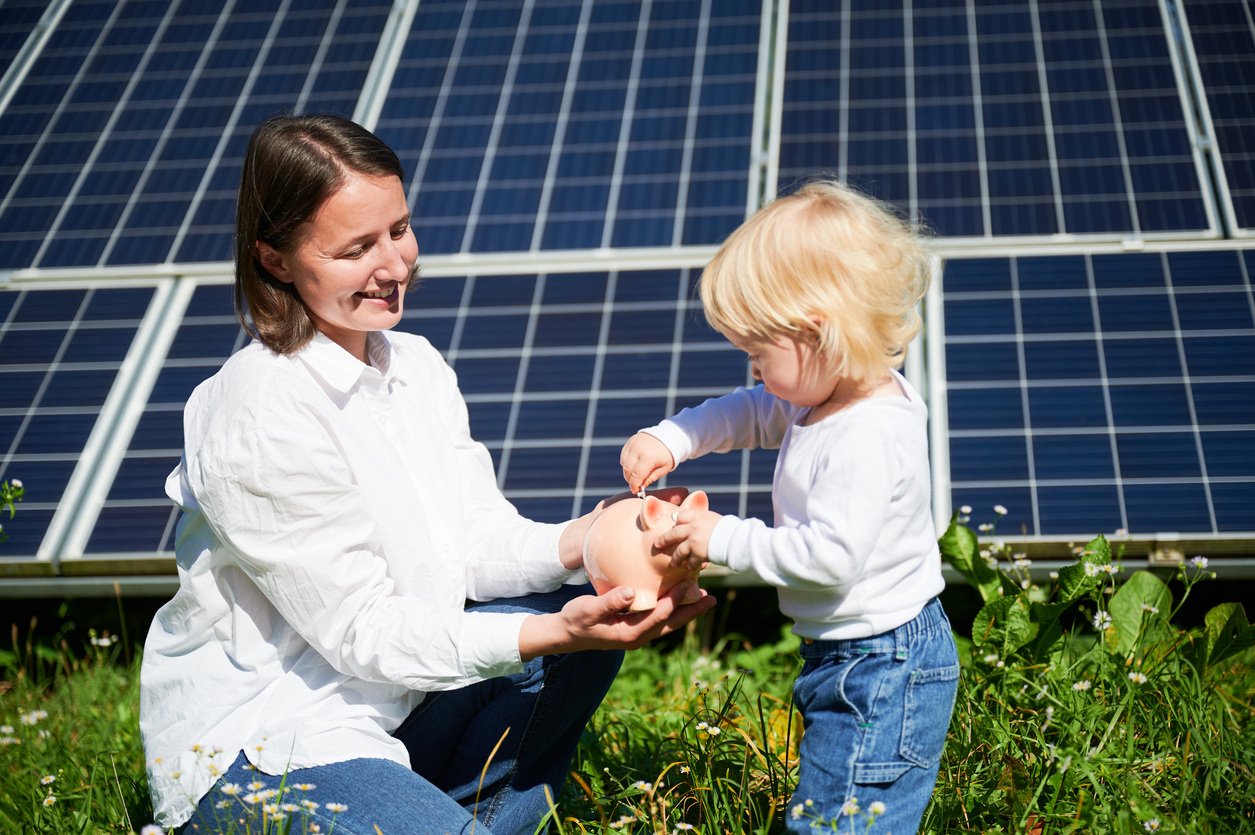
[1108,571,1174,656]
[1055,535,1112,603]
[971,595,1037,657]
[939,520,1001,602]
[1200,603,1255,673]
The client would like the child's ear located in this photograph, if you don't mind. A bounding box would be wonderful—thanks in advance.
[640,495,675,530]
[679,490,709,512]
[255,241,292,283]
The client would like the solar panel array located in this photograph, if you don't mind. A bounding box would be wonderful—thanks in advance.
[1,0,1253,576]
[779,0,1214,240]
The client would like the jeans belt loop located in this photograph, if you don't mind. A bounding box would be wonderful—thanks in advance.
[894,623,909,661]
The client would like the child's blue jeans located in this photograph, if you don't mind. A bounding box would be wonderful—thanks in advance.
[178,585,622,835]
[788,596,959,834]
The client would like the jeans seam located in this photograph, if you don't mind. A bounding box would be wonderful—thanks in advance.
[479,656,558,827]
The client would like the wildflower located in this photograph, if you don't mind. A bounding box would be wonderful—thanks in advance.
[216,800,232,809]
[247,780,266,791]
[40,775,55,786]
[1092,611,1113,631]
[1141,604,1159,614]
[983,653,998,665]
[695,721,708,731]
[140,825,164,835]
[242,793,264,805]
[0,725,13,734]
[994,504,1008,515]
[309,825,321,834]
[220,783,242,796]
[301,800,319,811]
[978,522,993,532]
[959,505,972,514]
[20,710,48,725]
[11,479,22,489]
[1084,562,1102,577]
[840,797,861,816]
[610,816,635,830]
[1189,555,1208,570]
[674,825,696,832]
[1,737,21,746]
[679,765,689,774]
[869,800,886,816]
[293,782,316,791]
[42,794,56,807]
[325,802,348,813]
[1129,671,1148,684]
[1014,557,1031,568]
[707,726,721,736]
[791,803,805,820]
[263,803,279,815]
[270,812,287,821]
[280,803,300,813]
[1073,680,1092,691]
[632,781,653,793]
[1101,564,1118,575]
[1144,819,1161,832]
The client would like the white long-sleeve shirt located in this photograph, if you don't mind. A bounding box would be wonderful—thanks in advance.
[140,330,579,828]
[642,370,944,641]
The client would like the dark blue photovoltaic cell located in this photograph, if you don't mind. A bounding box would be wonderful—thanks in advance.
[944,250,1255,536]
[374,0,758,255]
[1181,0,1255,232]
[0,1,393,271]
[0,0,45,79]
[779,0,1209,238]
[0,284,155,559]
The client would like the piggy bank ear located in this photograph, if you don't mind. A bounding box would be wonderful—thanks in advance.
[679,490,708,512]
[640,495,675,530]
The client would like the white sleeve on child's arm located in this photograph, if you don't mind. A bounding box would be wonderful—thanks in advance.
[705,420,898,589]
[641,385,801,464]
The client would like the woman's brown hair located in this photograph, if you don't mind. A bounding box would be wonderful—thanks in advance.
[235,114,407,354]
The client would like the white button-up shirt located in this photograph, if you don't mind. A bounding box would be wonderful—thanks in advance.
[140,330,578,828]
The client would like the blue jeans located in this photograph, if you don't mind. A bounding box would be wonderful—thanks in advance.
[788,597,959,834]
[180,585,623,835]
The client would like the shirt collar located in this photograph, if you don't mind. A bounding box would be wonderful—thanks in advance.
[298,331,399,394]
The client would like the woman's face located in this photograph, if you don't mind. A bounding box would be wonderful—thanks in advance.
[258,171,418,362]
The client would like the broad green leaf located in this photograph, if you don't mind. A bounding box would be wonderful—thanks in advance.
[1056,535,1112,603]
[1201,603,1255,673]
[1109,571,1174,656]
[939,520,1001,602]
[971,594,1037,657]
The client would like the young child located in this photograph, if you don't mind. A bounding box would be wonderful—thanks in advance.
[620,179,958,833]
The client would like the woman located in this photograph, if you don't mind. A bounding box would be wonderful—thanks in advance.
[140,114,714,834]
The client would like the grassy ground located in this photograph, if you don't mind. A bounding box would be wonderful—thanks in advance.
[2,528,1253,833]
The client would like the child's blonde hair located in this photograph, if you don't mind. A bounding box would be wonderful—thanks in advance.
[699,179,930,385]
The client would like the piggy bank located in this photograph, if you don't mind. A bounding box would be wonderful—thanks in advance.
[582,490,708,611]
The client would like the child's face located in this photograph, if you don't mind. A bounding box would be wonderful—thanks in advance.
[726,331,840,409]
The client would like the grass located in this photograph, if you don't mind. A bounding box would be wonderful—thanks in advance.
[2,522,1253,834]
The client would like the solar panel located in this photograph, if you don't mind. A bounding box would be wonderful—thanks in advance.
[67,268,777,559]
[0,0,392,272]
[0,0,48,81]
[1178,0,1255,235]
[0,281,159,561]
[778,0,1215,240]
[372,0,762,255]
[940,248,1255,538]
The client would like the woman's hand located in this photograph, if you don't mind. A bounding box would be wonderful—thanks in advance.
[621,433,676,495]
[518,581,716,660]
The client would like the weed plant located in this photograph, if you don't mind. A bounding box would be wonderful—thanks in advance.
[1,519,1252,834]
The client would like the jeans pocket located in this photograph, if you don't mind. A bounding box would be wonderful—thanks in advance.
[901,663,959,767]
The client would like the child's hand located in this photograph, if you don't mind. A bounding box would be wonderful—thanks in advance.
[621,432,676,495]
[655,508,722,573]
